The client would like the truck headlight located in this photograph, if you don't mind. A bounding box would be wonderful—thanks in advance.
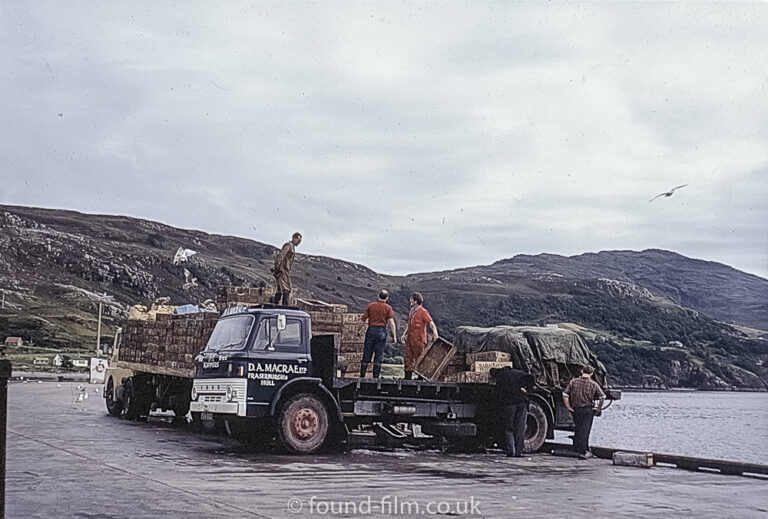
[226,385,237,402]
[191,386,198,401]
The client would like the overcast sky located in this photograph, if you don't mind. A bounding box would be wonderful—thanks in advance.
[2,2,767,278]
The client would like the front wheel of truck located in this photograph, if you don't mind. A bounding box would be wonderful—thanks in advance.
[277,393,329,454]
[524,400,549,453]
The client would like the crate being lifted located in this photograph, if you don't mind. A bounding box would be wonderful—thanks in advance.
[413,337,457,382]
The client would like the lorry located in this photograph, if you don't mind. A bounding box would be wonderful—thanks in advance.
[188,306,620,454]
[105,289,620,455]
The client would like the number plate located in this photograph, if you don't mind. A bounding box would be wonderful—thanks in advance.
[201,412,214,421]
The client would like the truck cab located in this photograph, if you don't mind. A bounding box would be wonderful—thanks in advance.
[190,306,339,453]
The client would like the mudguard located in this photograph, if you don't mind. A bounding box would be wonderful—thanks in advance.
[269,377,343,421]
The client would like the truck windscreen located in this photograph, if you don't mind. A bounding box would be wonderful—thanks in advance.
[204,315,255,352]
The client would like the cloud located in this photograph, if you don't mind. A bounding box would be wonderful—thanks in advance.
[1,2,766,280]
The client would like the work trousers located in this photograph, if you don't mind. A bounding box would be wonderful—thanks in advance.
[361,326,387,378]
[273,271,292,305]
[572,406,595,455]
[502,402,528,456]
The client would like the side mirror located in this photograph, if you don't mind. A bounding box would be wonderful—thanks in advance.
[276,314,287,331]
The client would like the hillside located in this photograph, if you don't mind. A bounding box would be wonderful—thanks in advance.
[409,249,768,331]
[1,204,766,390]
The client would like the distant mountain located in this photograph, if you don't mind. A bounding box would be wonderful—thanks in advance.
[0,204,766,390]
[409,249,768,331]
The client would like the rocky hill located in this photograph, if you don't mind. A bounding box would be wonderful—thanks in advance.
[409,249,768,331]
[1,204,766,390]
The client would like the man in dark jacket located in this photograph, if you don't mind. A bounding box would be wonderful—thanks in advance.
[490,366,535,457]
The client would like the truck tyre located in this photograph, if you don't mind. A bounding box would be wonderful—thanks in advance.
[105,377,122,417]
[277,393,329,454]
[172,398,191,418]
[524,401,549,453]
[122,378,152,420]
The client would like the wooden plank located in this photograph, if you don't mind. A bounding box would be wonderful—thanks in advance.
[114,360,194,379]
[297,298,348,314]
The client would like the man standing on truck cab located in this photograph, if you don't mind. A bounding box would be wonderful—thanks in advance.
[400,292,438,380]
[360,290,398,378]
[271,232,302,306]
[562,365,605,460]
[490,366,535,457]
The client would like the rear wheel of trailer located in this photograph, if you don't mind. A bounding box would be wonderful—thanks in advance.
[122,377,152,420]
[524,400,549,452]
[105,376,122,417]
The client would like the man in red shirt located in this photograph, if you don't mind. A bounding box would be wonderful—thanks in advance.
[360,290,397,378]
[400,292,438,380]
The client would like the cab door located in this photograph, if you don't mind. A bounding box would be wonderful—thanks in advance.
[246,314,310,416]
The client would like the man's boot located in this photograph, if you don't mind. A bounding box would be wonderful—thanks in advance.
[404,371,412,380]
[359,363,368,378]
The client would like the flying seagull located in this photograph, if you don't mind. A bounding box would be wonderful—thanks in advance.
[649,184,688,202]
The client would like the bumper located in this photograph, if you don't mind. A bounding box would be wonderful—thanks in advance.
[190,378,247,417]
[190,401,240,415]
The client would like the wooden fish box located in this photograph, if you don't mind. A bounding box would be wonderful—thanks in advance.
[413,337,456,382]
[340,352,364,364]
[471,361,514,373]
[297,298,348,314]
[308,311,344,326]
[342,321,367,343]
[613,452,653,468]
[338,341,364,353]
[466,351,511,364]
[443,371,493,384]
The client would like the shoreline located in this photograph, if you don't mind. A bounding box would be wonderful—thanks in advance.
[614,386,767,393]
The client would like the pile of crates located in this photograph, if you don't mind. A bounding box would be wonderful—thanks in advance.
[119,311,219,376]
[215,286,290,311]
[297,299,367,376]
[440,351,513,383]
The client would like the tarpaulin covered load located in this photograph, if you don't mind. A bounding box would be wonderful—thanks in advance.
[453,325,606,389]
[515,327,592,366]
[453,326,538,373]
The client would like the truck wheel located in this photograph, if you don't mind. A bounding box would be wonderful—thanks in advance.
[172,399,191,418]
[105,377,122,417]
[524,401,549,453]
[122,378,152,420]
[277,393,329,454]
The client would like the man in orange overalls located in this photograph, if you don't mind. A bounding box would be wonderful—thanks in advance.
[400,292,439,380]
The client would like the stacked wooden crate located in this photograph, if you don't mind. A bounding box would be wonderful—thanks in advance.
[118,311,219,376]
[441,351,512,383]
[216,285,291,311]
[298,299,365,376]
[413,338,456,381]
